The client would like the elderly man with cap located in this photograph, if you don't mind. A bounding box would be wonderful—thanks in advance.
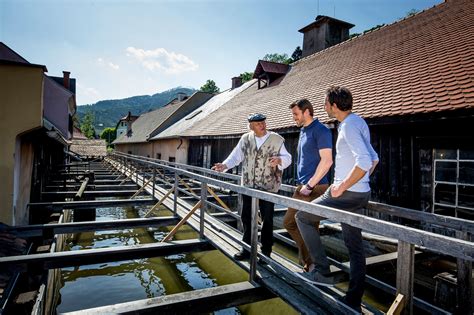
[212,113,292,260]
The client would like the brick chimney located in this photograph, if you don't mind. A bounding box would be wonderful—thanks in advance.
[231,76,243,89]
[63,71,70,90]
[298,15,354,58]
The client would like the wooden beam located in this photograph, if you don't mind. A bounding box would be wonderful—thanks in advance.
[41,190,145,198]
[0,239,213,271]
[61,281,274,315]
[130,176,154,199]
[7,217,180,238]
[28,198,157,210]
[144,187,175,218]
[368,202,474,234]
[161,201,202,242]
[456,231,473,315]
[396,241,415,315]
[387,294,405,315]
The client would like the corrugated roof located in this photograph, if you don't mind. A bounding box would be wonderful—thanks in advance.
[70,139,107,157]
[151,79,256,140]
[113,91,213,144]
[186,0,474,137]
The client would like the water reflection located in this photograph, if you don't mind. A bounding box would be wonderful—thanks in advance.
[56,201,296,314]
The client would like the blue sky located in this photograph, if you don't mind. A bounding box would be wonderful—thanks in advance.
[1,0,442,105]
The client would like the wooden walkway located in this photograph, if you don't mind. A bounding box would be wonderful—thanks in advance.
[1,153,473,314]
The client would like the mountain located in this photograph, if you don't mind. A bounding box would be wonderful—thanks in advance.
[76,87,196,132]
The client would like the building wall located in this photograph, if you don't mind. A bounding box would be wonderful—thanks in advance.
[152,138,189,163]
[115,142,152,157]
[0,64,43,225]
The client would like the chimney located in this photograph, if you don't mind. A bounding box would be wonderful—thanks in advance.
[231,76,243,89]
[63,71,70,90]
[177,92,187,101]
[298,15,354,58]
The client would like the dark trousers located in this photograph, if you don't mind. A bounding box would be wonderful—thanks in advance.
[241,194,274,255]
[296,188,370,308]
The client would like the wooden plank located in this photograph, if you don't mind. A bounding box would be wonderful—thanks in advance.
[41,190,146,198]
[61,282,274,315]
[0,239,213,271]
[28,198,157,210]
[8,217,179,238]
[368,202,474,234]
[456,231,473,315]
[396,241,415,315]
[387,294,405,315]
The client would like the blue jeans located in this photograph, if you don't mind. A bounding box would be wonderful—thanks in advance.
[296,188,370,307]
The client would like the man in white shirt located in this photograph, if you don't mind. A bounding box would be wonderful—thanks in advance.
[296,86,378,312]
[212,113,292,260]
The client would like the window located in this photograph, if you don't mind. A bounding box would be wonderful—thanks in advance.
[156,153,161,160]
[169,157,176,163]
[433,149,474,217]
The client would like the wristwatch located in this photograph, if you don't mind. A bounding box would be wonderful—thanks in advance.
[305,183,314,190]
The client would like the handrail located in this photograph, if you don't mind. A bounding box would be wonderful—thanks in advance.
[109,152,474,261]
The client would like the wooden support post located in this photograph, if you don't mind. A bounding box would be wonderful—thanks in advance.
[249,197,259,284]
[161,201,202,243]
[144,187,175,218]
[130,177,153,199]
[237,193,243,232]
[387,293,405,315]
[200,182,207,239]
[152,168,156,199]
[456,231,473,315]
[173,172,178,216]
[396,241,415,315]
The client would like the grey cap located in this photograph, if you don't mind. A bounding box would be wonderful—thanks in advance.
[247,113,266,122]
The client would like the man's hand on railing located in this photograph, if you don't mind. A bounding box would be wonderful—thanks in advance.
[211,163,227,172]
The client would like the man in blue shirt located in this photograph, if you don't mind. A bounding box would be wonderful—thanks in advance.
[285,99,333,272]
[296,86,378,312]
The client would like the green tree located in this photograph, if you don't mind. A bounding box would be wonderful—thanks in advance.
[81,111,96,139]
[72,114,81,129]
[405,9,419,18]
[240,72,254,83]
[100,127,117,146]
[291,46,302,62]
[200,80,220,93]
[262,53,292,65]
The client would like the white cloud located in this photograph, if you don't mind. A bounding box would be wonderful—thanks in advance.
[77,83,101,104]
[126,46,199,74]
[96,57,119,70]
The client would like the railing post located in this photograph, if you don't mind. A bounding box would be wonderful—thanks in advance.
[173,171,178,216]
[152,167,156,200]
[396,240,415,315]
[237,193,244,232]
[456,231,473,315]
[249,196,258,284]
[200,182,207,239]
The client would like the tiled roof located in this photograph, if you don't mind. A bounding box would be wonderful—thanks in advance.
[186,0,474,137]
[70,139,107,157]
[113,91,213,144]
[152,80,256,139]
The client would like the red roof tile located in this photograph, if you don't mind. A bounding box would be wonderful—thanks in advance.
[185,0,473,137]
